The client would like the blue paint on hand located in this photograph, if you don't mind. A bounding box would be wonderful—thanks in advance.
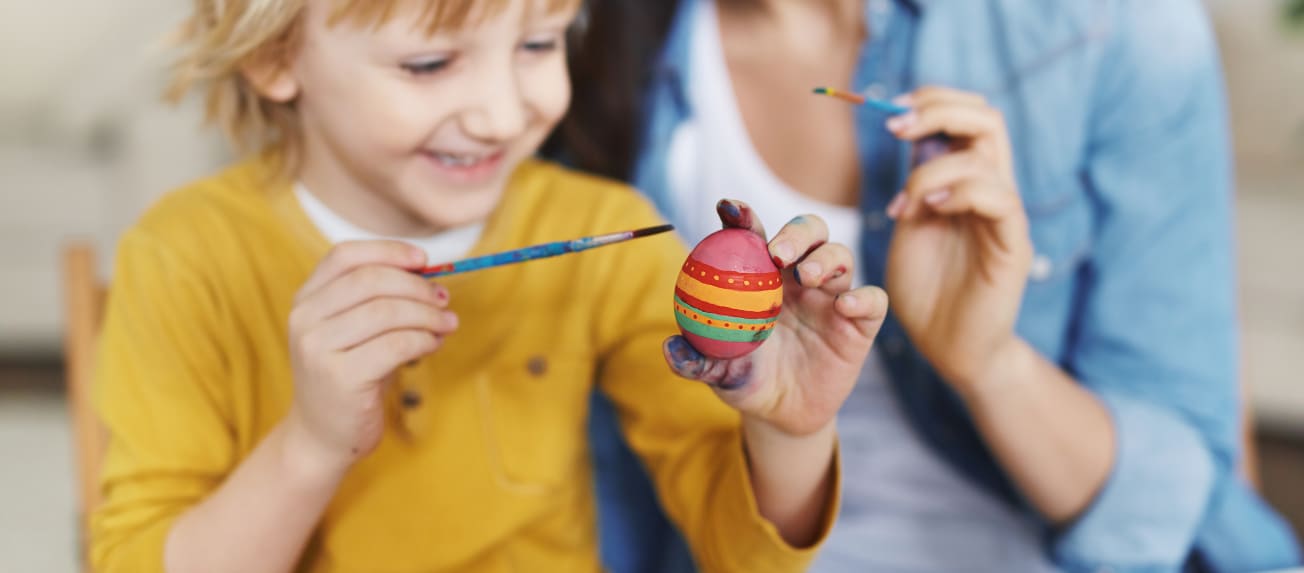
[666,336,706,378]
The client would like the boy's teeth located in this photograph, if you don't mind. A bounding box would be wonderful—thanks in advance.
[432,151,487,167]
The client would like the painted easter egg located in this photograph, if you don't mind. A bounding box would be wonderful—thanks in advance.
[673,228,783,359]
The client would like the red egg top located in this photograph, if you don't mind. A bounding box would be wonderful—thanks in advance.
[688,229,778,274]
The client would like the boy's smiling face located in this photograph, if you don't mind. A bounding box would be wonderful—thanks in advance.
[251,0,578,235]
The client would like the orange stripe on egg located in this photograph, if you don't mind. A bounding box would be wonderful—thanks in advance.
[675,272,782,313]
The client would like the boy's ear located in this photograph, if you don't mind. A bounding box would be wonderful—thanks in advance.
[241,59,299,103]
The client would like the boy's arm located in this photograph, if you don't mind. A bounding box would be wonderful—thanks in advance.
[740,415,838,547]
[590,196,880,571]
[162,420,347,573]
[94,234,453,573]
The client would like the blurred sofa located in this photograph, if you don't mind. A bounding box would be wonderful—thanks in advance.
[0,0,226,353]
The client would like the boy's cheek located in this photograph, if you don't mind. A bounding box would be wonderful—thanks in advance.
[526,61,573,126]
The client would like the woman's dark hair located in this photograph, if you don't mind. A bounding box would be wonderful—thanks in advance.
[542,0,681,181]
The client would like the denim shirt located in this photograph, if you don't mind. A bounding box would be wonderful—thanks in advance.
[607,0,1303,571]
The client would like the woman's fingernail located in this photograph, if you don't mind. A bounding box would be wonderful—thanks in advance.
[886,192,907,219]
[446,312,459,329]
[892,93,913,107]
[798,262,822,286]
[839,294,858,307]
[771,242,794,265]
[886,112,917,132]
[925,189,952,206]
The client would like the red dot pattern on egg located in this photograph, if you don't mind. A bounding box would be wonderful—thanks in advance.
[672,229,783,359]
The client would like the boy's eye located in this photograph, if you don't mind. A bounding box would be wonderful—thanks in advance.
[401,58,451,75]
[521,38,560,53]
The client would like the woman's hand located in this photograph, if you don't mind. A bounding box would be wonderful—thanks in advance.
[884,86,1034,393]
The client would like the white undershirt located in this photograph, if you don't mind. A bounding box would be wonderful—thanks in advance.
[668,2,1061,571]
[294,183,483,264]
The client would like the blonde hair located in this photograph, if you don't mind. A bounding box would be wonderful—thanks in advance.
[168,0,577,173]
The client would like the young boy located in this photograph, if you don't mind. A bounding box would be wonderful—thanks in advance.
[90,0,889,571]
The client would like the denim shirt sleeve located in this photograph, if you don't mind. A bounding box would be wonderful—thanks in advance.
[1050,2,1240,570]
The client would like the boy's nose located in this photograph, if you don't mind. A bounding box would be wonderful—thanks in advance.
[462,71,529,142]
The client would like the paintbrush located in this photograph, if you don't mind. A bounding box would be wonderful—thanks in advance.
[812,87,911,115]
[416,224,675,279]
[813,86,953,166]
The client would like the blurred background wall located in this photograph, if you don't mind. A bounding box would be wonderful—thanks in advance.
[0,1,1300,571]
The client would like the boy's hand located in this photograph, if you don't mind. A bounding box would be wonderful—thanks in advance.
[284,241,459,473]
[663,200,889,437]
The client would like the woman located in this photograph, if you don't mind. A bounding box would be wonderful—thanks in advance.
[547,0,1302,571]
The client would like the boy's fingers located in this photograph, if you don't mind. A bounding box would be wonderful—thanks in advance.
[663,335,709,380]
[716,199,767,238]
[768,214,830,268]
[291,266,448,329]
[297,240,427,302]
[792,242,855,293]
[834,286,890,339]
[661,337,754,392]
[319,298,459,351]
[344,329,444,382]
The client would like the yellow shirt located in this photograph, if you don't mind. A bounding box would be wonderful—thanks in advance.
[91,158,836,572]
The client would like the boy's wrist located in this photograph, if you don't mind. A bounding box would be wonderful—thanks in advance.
[741,414,837,457]
[277,410,355,486]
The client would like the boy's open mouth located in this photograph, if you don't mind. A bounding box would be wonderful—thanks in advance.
[424,149,504,168]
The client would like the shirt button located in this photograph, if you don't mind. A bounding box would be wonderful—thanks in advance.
[527,356,548,377]
[863,83,888,101]
[864,210,888,232]
[400,390,423,409]
[1029,254,1054,282]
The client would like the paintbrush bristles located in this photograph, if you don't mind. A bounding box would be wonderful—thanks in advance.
[813,86,866,105]
[630,224,675,239]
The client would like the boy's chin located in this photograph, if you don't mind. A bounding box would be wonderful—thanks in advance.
[405,187,504,231]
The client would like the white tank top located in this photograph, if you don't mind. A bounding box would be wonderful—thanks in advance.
[667,2,1062,571]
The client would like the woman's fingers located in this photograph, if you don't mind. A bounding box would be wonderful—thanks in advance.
[897,85,989,109]
[887,101,1008,144]
[920,179,1031,255]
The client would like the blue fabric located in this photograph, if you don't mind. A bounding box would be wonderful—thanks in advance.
[584,0,1303,572]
